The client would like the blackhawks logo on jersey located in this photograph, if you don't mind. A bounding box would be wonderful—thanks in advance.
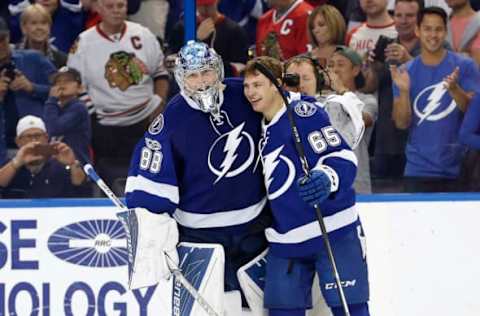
[261,32,283,60]
[105,51,148,91]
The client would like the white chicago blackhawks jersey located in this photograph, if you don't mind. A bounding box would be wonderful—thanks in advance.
[68,21,168,126]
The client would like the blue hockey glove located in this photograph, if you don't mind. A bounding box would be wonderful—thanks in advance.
[297,169,332,207]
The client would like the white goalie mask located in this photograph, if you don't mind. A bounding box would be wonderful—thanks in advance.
[174,41,225,113]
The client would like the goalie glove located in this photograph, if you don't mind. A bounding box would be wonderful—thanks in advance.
[117,208,179,289]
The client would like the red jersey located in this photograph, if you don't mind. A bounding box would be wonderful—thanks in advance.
[256,0,313,61]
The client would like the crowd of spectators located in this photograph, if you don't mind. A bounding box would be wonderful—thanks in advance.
[1,0,479,198]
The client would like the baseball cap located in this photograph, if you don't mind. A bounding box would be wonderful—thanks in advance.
[16,115,46,137]
[333,46,365,88]
[334,46,363,66]
[50,66,82,84]
[197,0,217,5]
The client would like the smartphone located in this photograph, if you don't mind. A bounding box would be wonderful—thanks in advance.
[373,35,397,63]
[32,144,58,157]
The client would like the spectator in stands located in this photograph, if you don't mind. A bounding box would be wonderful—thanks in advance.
[0,115,86,198]
[446,0,480,64]
[256,0,313,60]
[372,0,424,188]
[16,4,66,68]
[168,0,248,77]
[460,93,480,150]
[44,66,91,164]
[67,0,169,192]
[390,6,480,192]
[283,53,370,192]
[347,0,398,92]
[129,0,170,41]
[0,17,56,155]
[327,46,378,193]
[217,0,264,45]
[8,0,86,53]
[459,93,480,191]
[307,4,347,67]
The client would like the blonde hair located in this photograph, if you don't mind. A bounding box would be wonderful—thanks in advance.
[20,4,52,27]
[308,4,346,47]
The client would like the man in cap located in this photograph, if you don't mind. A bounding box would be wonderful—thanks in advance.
[327,46,378,193]
[0,115,86,198]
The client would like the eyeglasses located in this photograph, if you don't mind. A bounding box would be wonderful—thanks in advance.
[19,132,47,141]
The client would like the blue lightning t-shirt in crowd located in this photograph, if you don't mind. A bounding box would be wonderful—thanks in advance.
[392,51,480,178]
[260,100,358,258]
[125,78,267,232]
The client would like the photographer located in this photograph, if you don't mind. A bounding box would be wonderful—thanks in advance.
[0,115,86,198]
[283,54,365,148]
[284,50,378,193]
[0,17,56,157]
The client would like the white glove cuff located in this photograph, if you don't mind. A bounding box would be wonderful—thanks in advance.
[314,165,339,193]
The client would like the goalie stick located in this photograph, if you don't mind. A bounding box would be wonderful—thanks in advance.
[252,62,351,316]
[82,164,220,316]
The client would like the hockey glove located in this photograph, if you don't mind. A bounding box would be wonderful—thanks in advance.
[297,169,332,207]
[117,208,179,289]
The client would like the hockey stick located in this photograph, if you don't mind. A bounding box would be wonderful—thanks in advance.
[82,164,220,316]
[253,62,351,316]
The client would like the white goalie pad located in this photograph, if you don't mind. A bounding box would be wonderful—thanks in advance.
[117,208,179,289]
[237,249,332,316]
[135,242,226,316]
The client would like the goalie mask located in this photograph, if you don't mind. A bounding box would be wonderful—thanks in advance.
[174,41,225,113]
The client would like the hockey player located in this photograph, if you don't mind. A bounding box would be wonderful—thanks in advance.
[124,41,270,302]
[243,56,370,316]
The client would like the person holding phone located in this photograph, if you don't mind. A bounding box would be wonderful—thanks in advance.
[0,115,87,198]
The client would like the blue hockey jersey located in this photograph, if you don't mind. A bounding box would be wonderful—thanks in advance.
[125,78,267,231]
[260,100,359,258]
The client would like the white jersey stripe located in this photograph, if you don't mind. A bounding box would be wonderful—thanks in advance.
[173,198,267,229]
[125,175,179,204]
[317,149,358,167]
[265,205,358,244]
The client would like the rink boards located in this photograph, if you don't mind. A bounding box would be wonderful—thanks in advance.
[0,194,479,316]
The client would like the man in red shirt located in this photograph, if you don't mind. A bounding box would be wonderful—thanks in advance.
[256,0,313,60]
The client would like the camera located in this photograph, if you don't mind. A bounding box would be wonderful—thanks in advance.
[283,73,300,88]
[373,35,397,63]
[32,144,58,157]
[0,61,16,81]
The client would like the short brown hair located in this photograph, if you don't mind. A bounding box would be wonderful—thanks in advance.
[244,56,283,82]
[308,4,346,47]
[20,4,52,27]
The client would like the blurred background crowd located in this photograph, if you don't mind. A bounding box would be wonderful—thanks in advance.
[1,0,479,199]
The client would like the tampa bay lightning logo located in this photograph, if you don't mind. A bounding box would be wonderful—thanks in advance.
[413,82,457,125]
[48,220,128,267]
[148,114,164,135]
[262,145,296,200]
[294,101,317,117]
[208,121,255,184]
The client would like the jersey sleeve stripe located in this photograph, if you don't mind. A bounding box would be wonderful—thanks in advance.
[316,149,358,167]
[172,197,267,229]
[125,175,179,204]
[265,205,358,244]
